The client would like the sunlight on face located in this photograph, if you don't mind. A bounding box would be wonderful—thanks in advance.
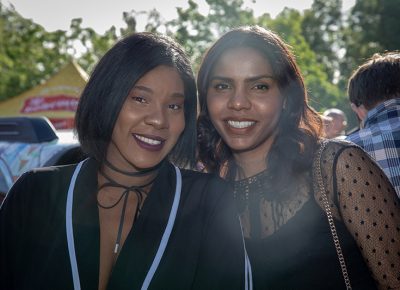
[207,47,284,169]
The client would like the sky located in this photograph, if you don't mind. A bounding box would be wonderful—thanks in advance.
[4,0,356,34]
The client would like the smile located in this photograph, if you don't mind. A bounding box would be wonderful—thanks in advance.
[227,120,255,129]
[134,134,163,145]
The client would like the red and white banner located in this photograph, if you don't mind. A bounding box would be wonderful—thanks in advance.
[20,95,79,113]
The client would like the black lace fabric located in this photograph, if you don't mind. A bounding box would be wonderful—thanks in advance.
[234,140,400,289]
[319,141,400,289]
[235,171,311,239]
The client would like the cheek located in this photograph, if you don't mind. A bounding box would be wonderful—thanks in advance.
[259,98,284,117]
[173,113,185,137]
[206,95,223,120]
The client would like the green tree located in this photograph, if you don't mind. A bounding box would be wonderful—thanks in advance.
[68,18,117,74]
[0,3,70,100]
[268,8,343,112]
[340,0,400,89]
[166,0,256,69]
[302,0,343,82]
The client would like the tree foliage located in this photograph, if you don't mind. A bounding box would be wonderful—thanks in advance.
[302,0,343,82]
[0,3,70,100]
[340,0,400,89]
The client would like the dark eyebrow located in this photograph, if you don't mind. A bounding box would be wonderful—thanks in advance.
[133,85,185,99]
[209,76,232,82]
[133,85,153,93]
[170,93,185,99]
[246,75,275,82]
[210,75,275,83]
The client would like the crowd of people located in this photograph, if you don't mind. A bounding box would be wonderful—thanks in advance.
[0,26,399,290]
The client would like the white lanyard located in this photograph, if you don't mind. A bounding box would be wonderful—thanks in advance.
[66,160,182,290]
[240,219,253,290]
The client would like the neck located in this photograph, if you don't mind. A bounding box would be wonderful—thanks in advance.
[231,132,277,179]
[99,159,161,189]
[233,153,267,179]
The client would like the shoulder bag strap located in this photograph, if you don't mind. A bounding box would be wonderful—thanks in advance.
[314,139,352,290]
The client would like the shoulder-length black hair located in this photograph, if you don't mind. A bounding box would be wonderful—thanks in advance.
[197,26,323,193]
[75,32,197,168]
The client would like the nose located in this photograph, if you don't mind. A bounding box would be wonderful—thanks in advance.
[227,87,251,111]
[144,106,169,129]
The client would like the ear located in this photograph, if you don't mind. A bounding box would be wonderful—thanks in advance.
[350,103,368,122]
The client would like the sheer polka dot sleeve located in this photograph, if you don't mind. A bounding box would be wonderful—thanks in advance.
[335,145,400,289]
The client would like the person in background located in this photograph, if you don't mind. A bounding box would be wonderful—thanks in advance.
[346,52,400,197]
[197,25,400,290]
[0,32,250,290]
[323,108,347,139]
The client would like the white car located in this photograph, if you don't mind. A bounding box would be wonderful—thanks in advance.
[0,116,86,202]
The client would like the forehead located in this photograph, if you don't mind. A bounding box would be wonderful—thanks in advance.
[135,65,184,91]
[211,46,273,77]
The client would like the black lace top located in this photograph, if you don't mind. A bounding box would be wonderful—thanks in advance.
[234,140,400,290]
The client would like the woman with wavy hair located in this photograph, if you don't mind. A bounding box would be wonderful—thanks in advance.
[197,25,400,289]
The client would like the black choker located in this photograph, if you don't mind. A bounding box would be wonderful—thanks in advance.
[103,159,162,177]
[97,159,161,254]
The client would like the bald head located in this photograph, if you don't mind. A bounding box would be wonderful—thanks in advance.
[323,108,347,138]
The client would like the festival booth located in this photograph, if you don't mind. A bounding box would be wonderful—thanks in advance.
[0,60,88,130]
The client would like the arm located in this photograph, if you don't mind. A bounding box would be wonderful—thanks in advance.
[334,146,400,289]
[0,172,32,290]
[191,177,248,290]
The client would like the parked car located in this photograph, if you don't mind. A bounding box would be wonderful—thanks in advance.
[0,116,86,203]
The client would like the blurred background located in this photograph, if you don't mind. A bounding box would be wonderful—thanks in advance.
[0,0,399,130]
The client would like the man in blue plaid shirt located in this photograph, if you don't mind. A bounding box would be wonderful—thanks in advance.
[346,52,400,197]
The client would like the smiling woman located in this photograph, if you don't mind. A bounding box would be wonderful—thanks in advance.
[197,25,400,290]
[0,32,250,290]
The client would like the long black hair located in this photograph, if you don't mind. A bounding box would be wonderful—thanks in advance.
[75,32,197,168]
[197,26,323,194]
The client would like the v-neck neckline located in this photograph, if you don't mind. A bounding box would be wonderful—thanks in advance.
[71,159,178,289]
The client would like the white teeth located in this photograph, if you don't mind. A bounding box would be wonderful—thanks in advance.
[135,135,161,145]
[227,120,255,129]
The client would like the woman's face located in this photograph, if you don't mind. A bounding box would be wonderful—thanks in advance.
[107,65,185,171]
[206,47,284,162]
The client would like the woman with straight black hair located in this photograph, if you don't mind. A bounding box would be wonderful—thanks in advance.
[197,26,400,289]
[0,32,250,290]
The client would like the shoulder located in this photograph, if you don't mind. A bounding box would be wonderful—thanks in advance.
[319,138,364,159]
[23,163,79,184]
[345,130,362,143]
[317,139,378,177]
[180,168,231,189]
[180,168,233,200]
[315,138,374,178]
[3,163,80,205]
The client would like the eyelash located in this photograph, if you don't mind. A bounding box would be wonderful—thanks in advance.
[213,83,230,90]
[131,96,147,104]
[169,104,182,110]
[212,83,270,91]
[253,84,269,90]
[132,95,182,111]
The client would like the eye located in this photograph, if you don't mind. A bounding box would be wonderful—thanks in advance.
[252,84,269,91]
[131,96,147,104]
[213,83,230,91]
[168,103,183,111]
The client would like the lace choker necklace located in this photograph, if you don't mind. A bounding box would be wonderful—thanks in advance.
[97,159,162,254]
